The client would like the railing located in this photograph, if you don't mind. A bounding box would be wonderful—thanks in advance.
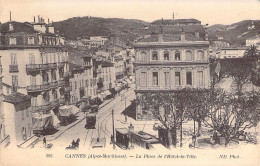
[27,83,49,92]
[9,65,19,72]
[26,64,48,71]
[58,80,65,86]
[49,81,58,88]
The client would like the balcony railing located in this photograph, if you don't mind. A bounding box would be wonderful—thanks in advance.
[31,103,51,113]
[9,65,19,73]
[26,64,48,72]
[58,80,65,87]
[27,83,49,92]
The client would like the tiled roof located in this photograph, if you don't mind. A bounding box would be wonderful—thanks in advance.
[4,92,32,104]
[151,19,201,25]
[0,21,38,34]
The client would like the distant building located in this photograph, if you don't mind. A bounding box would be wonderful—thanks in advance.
[134,18,210,120]
[218,47,247,59]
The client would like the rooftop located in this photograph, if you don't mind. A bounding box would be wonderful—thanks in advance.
[151,18,201,25]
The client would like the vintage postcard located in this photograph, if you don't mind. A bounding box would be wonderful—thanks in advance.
[0,0,260,166]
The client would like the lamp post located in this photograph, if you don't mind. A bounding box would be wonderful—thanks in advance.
[128,123,134,149]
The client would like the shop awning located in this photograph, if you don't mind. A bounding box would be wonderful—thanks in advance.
[59,105,79,117]
[115,86,121,92]
[32,113,54,130]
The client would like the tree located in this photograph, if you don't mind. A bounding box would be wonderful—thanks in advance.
[136,90,189,148]
[204,89,259,146]
[185,89,210,136]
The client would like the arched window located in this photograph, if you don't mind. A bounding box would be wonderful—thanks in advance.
[197,50,204,60]
[152,51,158,61]
[186,50,193,61]
[175,51,181,61]
[164,51,169,61]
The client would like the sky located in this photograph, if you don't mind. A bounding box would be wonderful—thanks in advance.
[0,0,260,25]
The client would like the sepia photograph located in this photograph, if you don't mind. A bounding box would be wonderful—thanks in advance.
[0,0,260,166]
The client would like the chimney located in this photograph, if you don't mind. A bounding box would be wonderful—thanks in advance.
[172,12,174,19]
[38,15,40,23]
[48,18,50,24]
[34,16,35,23]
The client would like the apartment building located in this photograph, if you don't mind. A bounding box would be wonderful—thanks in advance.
[134,19,210,120]
[0,19,69,133]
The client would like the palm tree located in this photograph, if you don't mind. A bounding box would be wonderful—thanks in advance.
[244,45,258,59]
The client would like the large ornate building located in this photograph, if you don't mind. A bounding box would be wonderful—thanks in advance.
[0,18,69,135]
[134,18,210,120]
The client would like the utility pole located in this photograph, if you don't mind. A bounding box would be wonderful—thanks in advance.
[112,109,115,149]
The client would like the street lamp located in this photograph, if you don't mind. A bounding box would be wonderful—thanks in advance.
[128,123,134,149]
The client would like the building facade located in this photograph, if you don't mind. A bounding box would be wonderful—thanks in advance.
[0,55,10,148]
[134,19,210,120]
[218,47,247,59]
[0,20,69,133]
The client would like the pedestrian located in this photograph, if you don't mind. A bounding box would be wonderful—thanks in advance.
[43,137,46,146]
[110,135,113,144]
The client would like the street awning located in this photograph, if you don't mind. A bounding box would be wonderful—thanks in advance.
[97,94,104,101]
[32,113,54,130]
[59,105,79,117]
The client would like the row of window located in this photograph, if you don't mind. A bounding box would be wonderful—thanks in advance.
[8,36,64,46]
[139,71,204,86]
[9,53,67,65]
[139,50,205,62]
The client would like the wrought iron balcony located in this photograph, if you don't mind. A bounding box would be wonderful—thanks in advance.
[26,64,48,72]
[27,83,49,93]
[9,65,19,73]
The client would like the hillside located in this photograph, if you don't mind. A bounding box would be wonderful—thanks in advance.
[53,17,149,42]
[208,20,260,45]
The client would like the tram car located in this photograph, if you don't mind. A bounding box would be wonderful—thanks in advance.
[85,113,96,129]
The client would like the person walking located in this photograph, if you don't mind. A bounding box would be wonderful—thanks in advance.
[43,137,46,146]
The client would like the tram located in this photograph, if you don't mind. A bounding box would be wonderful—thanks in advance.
[85,113,96,129]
